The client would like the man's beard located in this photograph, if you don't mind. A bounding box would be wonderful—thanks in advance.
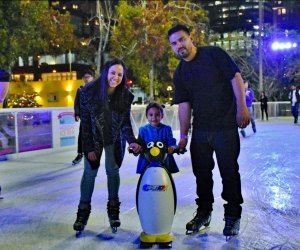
[177,48,189,59]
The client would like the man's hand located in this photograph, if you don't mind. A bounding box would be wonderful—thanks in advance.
[177,138,188,152]
[87,151,97,161]
[236,107,250,128]
[75,115,80,122]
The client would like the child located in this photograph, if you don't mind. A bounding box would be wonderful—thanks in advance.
[136,102,179,174]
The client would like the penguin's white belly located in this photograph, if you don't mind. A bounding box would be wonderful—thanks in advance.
[137,167,175,235]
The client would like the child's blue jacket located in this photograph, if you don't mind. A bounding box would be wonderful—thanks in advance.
[136,123,179,174]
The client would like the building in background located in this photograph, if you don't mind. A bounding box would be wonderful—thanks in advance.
[11,0,300,81]
[12,0,104,82]
[198,0,300,50]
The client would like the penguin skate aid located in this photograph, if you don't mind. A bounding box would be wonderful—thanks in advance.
[129,141,186,249]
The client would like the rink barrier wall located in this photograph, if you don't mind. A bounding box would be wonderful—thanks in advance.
[0,102,293,158]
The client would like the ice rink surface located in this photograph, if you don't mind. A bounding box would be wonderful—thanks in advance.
[0,117,299,250]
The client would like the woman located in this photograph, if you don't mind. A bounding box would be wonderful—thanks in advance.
[73,59,141,233]
[259,91,268,121]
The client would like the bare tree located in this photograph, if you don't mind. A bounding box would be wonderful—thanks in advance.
[89,0,116,74]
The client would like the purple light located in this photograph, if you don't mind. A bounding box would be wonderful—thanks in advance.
[271,41,298,50]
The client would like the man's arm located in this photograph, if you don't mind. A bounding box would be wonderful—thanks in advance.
[178,102,191,150]
[231,72,250,128]
[74,88,81,121]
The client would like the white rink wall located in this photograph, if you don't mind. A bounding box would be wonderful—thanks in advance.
[0,102,292,158]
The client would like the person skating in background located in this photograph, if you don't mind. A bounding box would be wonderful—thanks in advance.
[288,84,300,124]
[259,91,268,121]
[240,80,256,137]
[136,102,179,174]
[0,68,11,199]
[73,59,141,234]
[72,69,94,165]
[168,24,249,238]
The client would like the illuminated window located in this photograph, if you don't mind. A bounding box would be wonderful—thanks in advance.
[223,41,229,50]
[246,31,252,37]
[282,8,286,14]
[215,1,222,5]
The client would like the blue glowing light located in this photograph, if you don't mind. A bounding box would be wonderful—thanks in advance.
[271,41,297,50]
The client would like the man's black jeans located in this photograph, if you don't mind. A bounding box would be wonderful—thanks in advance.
[190,128,243,218]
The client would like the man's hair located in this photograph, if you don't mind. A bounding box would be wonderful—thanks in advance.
[83,69,94,77]
[146,102,165,116]
[168,24,190,39]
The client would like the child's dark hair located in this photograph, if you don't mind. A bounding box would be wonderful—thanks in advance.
[146,102,165,116]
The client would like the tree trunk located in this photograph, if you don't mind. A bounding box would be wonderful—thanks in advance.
[149,62,154,101]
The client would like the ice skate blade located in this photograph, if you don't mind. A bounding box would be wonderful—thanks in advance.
[111,227,118,233]
[75,231,83,237]
[225,234,238,241]
[186,226,209,235]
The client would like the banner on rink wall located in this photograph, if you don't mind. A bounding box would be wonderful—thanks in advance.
[17,111,52,152]
[0,112,16,155]
[58,111,77,147]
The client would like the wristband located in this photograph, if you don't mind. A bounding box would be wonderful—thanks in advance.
[180,134,188,139]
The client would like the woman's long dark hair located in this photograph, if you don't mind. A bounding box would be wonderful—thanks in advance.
[94,58,128,111]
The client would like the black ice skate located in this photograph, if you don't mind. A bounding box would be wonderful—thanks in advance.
[186,211,211,235]
[73,204,91,237]
[72,153,83,165]
[223,216,240,241]
[107,199,121,233]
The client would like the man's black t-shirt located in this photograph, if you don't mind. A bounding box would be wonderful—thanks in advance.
[173,46,240,131]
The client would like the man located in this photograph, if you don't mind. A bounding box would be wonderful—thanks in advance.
[240,80,256,137]
[72,69,94,165]
[168,24,250,238]
[0,68,10,198]
[288,84,300,124]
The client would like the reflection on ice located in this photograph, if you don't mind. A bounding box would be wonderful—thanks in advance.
[268,185,292,211]
[0,118,300,249]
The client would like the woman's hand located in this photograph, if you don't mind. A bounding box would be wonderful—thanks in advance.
[128,143,142,154]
